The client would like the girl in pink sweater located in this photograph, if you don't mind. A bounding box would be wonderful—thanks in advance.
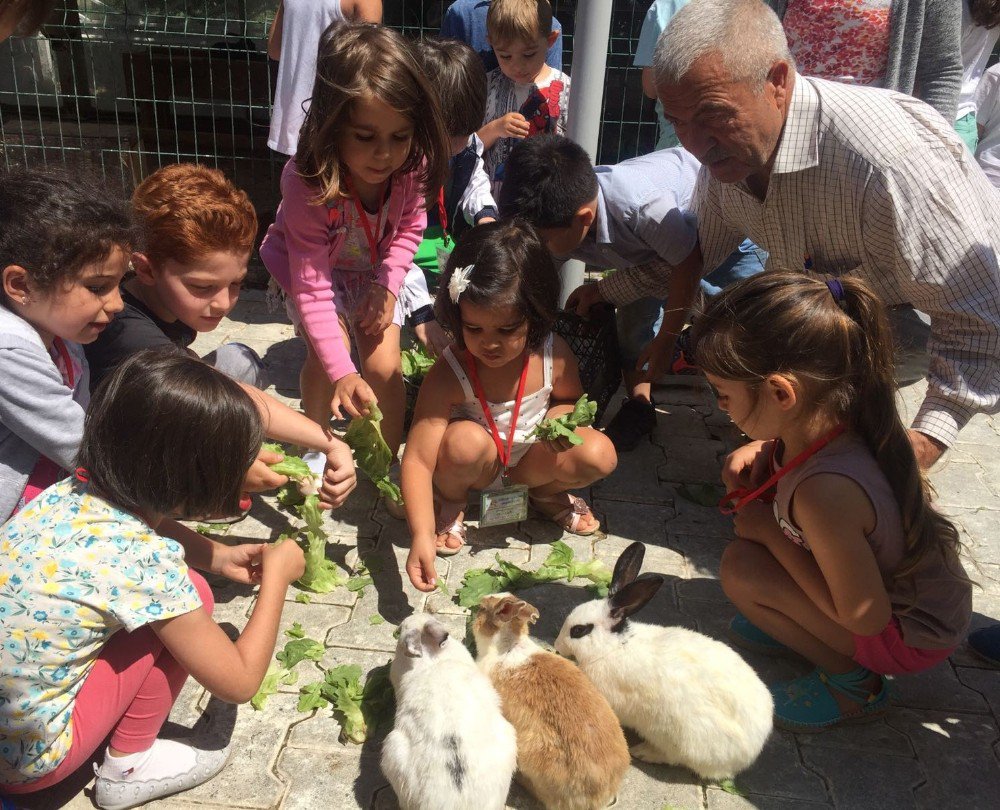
[261,23,449,459]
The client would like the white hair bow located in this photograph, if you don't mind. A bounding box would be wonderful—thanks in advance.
[448,264,474,303]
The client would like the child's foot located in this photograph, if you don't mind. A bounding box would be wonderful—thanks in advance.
[93,738,231,810]
[434,500,466,557]
[530,492,600,536]
[770,666,889,732]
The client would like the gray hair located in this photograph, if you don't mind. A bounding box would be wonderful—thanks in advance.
[652,0,794,91]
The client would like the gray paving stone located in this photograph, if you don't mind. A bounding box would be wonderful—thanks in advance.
[276,749,387,810]
[891,662,990,714]
[930,458,997,510]
[667,531,730,578]
[796,718,914,757]
[736,729,830,803]
[664,493,736,539]
[595,498,676,543]
[956,666,1000,728]
[799,747,922,810]
[593,441,670,504]
[651,403,713,440]
[706,788,832,809]
[657,437,728,485]
[951,506,1000,565]
[888,708,1000,808]
[612,761,703,809]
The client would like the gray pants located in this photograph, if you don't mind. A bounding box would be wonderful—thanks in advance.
[890,305,931,386]
[203,342,270,389]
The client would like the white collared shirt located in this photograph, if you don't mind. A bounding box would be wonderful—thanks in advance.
[694,75,1000,447]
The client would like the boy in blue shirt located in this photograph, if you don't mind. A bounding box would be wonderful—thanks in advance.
[498,134,704,451]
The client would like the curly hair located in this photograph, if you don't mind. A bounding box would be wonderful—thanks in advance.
[132,163,258,265]
[0,167,138,302]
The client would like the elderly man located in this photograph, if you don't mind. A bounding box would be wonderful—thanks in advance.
[652,0,1000,469]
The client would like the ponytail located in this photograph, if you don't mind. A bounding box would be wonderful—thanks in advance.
[831,278,962,581]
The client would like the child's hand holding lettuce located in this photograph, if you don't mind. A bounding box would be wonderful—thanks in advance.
[529,394,598,448]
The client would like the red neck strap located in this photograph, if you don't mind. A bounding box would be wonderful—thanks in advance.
[464,351,530,474]
[718,424,846,515]
[437,186,448,234]
[345,175,388,276]
[53,337,76,390]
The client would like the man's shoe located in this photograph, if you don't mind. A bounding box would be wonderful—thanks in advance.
[603,397,657,452]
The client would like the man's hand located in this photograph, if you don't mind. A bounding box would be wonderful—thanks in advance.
[242,449,289,493]
[722,440,770,493]
[331,373,376,420]
[357,284,396,336]
[565,282,606,318]
[214,543,266,585]
[908,429,946,469]
[319,440,358,509]
[406,538,439,592]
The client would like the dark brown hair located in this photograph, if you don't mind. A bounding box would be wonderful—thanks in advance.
[295,22,450,205]
[691,272,962,582]
[80,350,265,520]
[0,167,138,304]
[412,37,487,139]
[970,0,1000,29]
[434,219,559,352]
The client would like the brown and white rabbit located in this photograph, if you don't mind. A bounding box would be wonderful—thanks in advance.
[554,543,774,780]
[472,593,631,810]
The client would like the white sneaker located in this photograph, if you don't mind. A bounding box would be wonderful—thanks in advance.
[93,745,231,810]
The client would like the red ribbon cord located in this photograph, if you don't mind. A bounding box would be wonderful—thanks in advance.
[464,351,530,475]
[718,424,846,515]
[345,176,388,278]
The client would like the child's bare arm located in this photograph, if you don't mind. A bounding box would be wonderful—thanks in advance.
[477,113,530,149]
[401,360,461,590]
[548,335,585,410]
[153,541,305,704]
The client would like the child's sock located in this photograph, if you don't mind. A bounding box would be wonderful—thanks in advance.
[98,739,200,782]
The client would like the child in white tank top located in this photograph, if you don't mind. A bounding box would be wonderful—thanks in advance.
[400,221,618,592]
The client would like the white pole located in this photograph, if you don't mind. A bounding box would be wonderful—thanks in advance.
[560,0,613,304]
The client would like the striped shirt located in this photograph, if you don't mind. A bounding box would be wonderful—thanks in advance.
[694,75,1000,448]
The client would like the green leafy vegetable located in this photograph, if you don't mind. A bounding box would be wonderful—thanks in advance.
[263,442,319,497]
[343,403,402,504]
[400,345,436,380]
[719,779,745,797]
[529,394,598,446]
[295,592,312,604]
[297,662,395,743]
[285,622,306,639]
[194,522,233,536]
[276,637,325,669]
[369,615,385,626]
[251,632,325,710]
[454,540,612,608]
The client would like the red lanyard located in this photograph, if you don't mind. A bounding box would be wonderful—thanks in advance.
[345,176,388,277]
[437,186,448,235]
[718,424,846,515]
[53,337,76,390]
[464,351,530,478]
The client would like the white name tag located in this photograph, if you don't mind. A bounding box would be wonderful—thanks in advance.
[479,484,529,527]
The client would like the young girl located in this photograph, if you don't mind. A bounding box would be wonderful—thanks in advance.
[691,272,972,731]
[260,22,450,469]
[0,351,306,808]
[401,221,618,592]
[0,168,136,524]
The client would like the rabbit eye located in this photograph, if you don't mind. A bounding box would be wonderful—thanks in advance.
[570,624,593,639]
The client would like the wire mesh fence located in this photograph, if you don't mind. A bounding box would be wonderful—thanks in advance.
[1,1,658,256]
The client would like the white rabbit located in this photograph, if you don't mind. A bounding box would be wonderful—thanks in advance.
[554,543,773,780]
[381,613,517,810]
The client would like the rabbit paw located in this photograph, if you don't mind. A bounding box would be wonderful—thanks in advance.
[630,741,670,765]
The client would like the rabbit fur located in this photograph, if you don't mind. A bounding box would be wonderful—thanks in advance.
[382,613,517,810]
[472,593,631,810]
[554,543,773,780]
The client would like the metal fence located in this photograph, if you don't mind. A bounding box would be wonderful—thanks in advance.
[0,1,658,240]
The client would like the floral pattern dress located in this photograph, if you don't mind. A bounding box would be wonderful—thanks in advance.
[0,478,202,786]
[783,0,893,86]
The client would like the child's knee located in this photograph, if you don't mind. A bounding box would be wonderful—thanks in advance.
[439,421,494,470]
[720,539,763,601]
[187,569,216,616]
[575,429,618,479]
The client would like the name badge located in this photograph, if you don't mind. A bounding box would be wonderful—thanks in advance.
[479,484,529,527]
[436,242,454,273]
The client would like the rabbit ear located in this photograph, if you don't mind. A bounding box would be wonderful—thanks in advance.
[610,542,646,596]
[497,597,522,622]
[402,628,423,657]
[609,574,664,623]
[517,602,540,624]
[422,619,450,649]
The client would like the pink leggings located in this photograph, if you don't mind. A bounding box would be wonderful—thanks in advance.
[3,569,214,795]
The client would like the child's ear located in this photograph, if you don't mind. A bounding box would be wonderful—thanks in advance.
[130,253,157,285]
[2,265,31,306]
[546,29,559,48]
[576,204,596,229]
[765,374,798,410]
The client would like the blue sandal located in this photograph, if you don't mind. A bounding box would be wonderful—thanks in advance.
[770,666,889,732]
[728,613,789,656]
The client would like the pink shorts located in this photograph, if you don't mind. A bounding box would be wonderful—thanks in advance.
[853,616,954,675]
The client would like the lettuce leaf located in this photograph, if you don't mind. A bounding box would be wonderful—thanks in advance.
[343,404,402,505]
[400,345,436,380]
[529,394,598,445]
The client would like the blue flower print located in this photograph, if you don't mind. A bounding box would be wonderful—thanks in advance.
[51,666,69,681]
[146,601,164,617]
[32,610,47,622]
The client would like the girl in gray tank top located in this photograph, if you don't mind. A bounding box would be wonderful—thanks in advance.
[691,272,971,733]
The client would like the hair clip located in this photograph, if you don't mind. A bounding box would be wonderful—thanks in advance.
[825,278,847,310]
[449,264,474,303]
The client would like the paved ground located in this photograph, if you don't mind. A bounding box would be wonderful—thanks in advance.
[20,290,1000,810]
